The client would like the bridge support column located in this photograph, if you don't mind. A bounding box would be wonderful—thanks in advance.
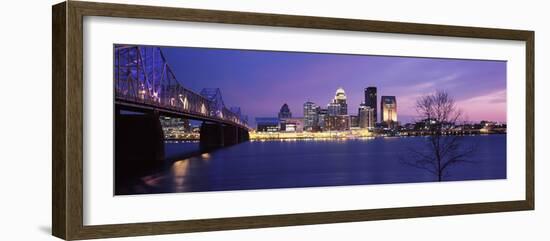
[200,123,225,151]
[115,109,165,181]
[200,124,249,151]
[238,128,250,142]
[223,125,238,146]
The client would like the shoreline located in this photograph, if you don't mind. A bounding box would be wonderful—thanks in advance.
[164,132,506,142]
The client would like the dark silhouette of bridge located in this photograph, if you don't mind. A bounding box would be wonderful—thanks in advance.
[114,45,250,179]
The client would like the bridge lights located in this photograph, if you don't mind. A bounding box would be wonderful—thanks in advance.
[200,103,207,115]
[170,97,176,107]
[149,91,160,103]
[180,96,189,110]
[138,89,146,100]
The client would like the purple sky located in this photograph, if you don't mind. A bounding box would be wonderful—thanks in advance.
[161,46,506,125]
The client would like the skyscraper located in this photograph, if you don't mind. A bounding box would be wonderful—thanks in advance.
[381,96,397,127]
[278,103,292,119]
[327,102,341,116]
[358,103,375,128]
[327,87,348,116]
[318,108,328,131]
[364,87,377,123]
[303,101,319,131]
[350,115,359,128]
[334,87,348,115]
[324,87,350,131]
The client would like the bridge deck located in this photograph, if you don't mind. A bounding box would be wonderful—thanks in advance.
[116,98,248,129]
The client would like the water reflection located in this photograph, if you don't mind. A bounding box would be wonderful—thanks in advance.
[141,175,165,187]
[119,135,506,195]
[172,159,190,192]
[201,153,211,160]
[171,153,211,192]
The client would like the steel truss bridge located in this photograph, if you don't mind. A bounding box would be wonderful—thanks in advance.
[114,45,248,129]
[114,45,250,176]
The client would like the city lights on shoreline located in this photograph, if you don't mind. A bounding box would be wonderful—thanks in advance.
[161,87,506,141]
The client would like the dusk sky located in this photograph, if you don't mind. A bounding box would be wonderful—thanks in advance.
[161,46,506,125]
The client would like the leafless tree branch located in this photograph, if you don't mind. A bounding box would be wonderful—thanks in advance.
[404,90,477,181]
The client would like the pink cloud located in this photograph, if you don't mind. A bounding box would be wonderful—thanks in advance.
[455,90,507,122]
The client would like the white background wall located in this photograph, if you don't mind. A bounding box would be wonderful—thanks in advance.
[0,0,547,240]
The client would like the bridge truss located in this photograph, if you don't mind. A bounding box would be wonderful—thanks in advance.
[114,45,248,127]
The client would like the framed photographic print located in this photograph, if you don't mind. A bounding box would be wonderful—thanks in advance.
[52,1,534,240]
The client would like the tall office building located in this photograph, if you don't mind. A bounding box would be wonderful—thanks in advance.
[350,115,359,128]
[327,102,341,116]
[334,87,348,115]
[278,103,292,119]
[364,87,377,123]
[381,96,397,127]
[323,87,350,131]
[327,87,348,116]
[358,103,375,128]
[318,108,328,131]
[303,101,319,131]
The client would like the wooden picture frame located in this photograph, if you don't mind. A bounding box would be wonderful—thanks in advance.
[52,1,534,240]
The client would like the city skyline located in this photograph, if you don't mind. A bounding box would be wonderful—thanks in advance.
[114,45,508,196]
[162,46,507,125]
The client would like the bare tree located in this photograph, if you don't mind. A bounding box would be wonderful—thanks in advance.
[404,90,476,181]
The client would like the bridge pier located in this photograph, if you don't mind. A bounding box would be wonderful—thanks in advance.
[200,123,249,151]
[238,128,250,142]
[223,125,238,146]
[200,123,225,151]
[115,109,165,181]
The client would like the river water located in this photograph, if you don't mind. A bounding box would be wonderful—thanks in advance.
[117,135,506,195]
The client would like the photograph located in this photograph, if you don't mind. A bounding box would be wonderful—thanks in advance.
[114,44,507,195]
[39,0,541,239]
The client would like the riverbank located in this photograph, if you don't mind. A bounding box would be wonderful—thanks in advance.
[163,130,506,142]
